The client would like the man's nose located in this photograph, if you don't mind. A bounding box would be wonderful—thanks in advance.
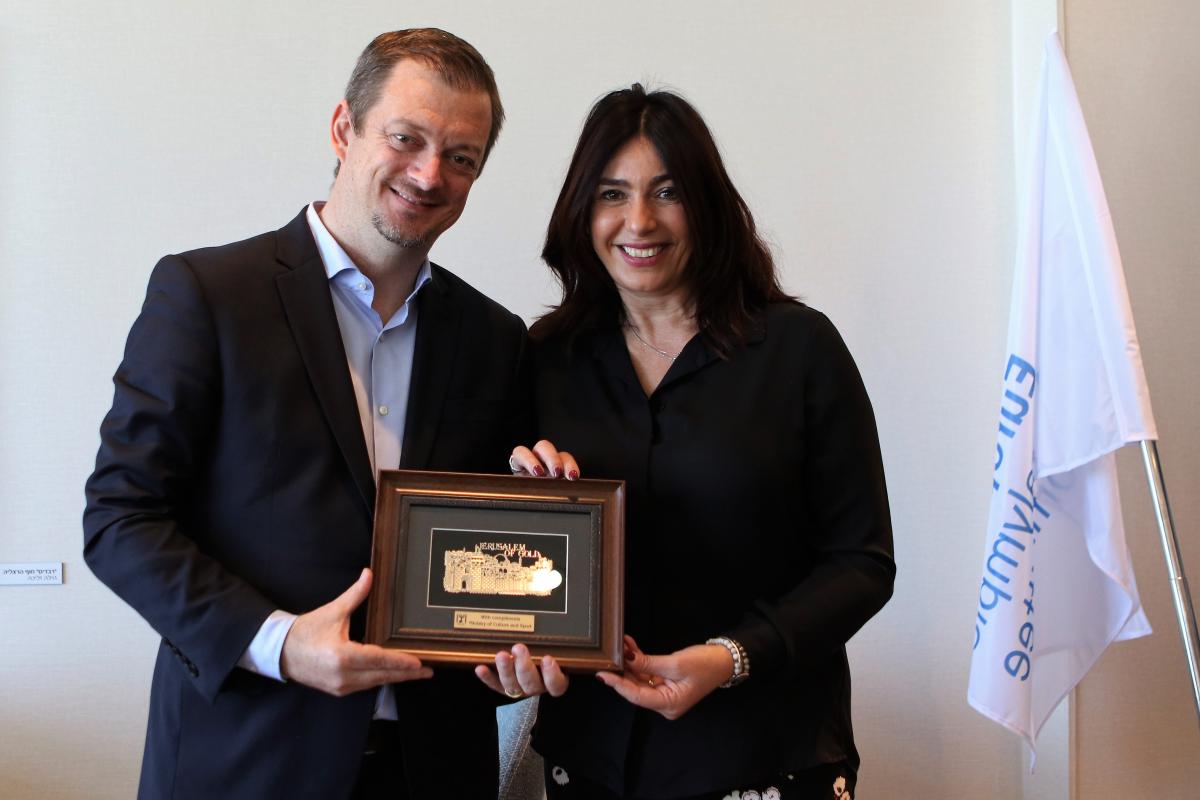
[407,150,444,191]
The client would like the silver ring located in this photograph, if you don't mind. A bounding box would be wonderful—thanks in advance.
[504,687,524,699]
[508,456,522,473]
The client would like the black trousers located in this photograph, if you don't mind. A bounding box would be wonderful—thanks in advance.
[350,720,407,800]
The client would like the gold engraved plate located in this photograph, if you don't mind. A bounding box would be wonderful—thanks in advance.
[443,543,563,596]
[452,610,536,633]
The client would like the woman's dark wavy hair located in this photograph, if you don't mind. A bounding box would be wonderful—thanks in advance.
[531,84,794,355]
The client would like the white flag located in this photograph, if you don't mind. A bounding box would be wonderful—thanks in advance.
[967,33,1157,748]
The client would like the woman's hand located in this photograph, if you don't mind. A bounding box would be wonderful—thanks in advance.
[597,635,734,720]
[475,643,570,699]
[509,440,580,480]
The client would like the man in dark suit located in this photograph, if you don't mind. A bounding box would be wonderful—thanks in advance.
[83,29,528,799]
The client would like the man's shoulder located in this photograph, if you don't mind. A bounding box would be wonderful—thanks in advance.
[163,209,311,279]
[171,230,275,270]
[428,263,525,330]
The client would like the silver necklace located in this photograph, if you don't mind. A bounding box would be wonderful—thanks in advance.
[624,323,680,362]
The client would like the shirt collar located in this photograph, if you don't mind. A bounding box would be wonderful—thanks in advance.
[304,201,432,293]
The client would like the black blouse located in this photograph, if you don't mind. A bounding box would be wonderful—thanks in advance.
[529,302,896,797]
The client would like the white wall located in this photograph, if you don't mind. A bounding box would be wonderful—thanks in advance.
[1065,2,1200,798]
[4,2,1186,798]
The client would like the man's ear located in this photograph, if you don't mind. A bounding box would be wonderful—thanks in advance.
[330,100,354,163]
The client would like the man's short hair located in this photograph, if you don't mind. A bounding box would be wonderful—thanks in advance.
[338,28,504,174]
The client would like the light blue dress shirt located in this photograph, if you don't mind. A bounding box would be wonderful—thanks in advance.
[312,202,431,477]
[236,203,431,720]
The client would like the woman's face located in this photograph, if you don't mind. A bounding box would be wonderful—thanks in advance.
[590,136,692,306]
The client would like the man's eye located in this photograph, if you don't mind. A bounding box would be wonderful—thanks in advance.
[391,134,413,145]
[451,154,478,171]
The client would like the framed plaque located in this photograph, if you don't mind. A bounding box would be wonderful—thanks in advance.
[365,470,625,672]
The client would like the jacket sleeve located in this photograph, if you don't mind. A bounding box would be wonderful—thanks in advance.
[505,316,537,454]
[726,311,896,679]
[83,254,277,702]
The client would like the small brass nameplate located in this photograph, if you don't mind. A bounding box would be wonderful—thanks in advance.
[452,610,535,633]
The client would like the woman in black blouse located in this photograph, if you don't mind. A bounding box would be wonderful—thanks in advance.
[477,85,895,800]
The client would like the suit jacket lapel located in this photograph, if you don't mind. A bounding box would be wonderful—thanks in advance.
[272,209,376,512]
[401,265,461,469]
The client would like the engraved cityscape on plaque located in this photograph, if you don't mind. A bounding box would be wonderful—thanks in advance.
[443,543,564,596]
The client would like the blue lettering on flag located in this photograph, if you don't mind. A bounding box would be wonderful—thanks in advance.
[976,354,1051,684]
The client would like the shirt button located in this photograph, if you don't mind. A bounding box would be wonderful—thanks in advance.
[378,405,389,416]
[357,282,369,292]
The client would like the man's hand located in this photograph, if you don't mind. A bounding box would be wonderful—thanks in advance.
[280,568,432,696]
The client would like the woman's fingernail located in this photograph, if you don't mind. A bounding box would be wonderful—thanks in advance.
[552,467,563,478]
[532,465,546,477]
[567,470,579,481]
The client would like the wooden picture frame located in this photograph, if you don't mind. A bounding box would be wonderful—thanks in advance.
[365,470,625,672]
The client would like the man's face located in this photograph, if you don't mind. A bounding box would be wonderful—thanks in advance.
[331,59,492,253]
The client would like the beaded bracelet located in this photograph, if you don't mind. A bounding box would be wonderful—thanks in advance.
[706,636,750,687]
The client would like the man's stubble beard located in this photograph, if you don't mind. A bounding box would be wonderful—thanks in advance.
[371,212,428,250]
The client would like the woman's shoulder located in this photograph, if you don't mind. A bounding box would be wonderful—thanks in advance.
[532,327,588,354]
[531,324,613,371]
[758,302,867,387]
[761,300,842,342]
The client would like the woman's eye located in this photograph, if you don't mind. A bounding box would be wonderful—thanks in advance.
[599,189,623,202]
[657,186,678,200]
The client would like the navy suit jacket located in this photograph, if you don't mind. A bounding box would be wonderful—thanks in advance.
[84,209,531,798]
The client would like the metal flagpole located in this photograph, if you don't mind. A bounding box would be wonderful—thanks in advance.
[1140,440,1200,727]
